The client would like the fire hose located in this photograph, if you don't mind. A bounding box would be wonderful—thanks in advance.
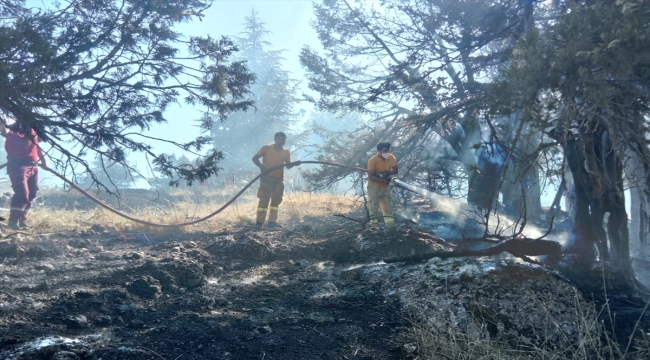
[0,160,384,228]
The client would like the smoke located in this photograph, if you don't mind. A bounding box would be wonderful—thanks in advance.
[394,178,548,239]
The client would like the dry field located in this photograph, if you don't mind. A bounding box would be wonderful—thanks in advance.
[21,188,365,233]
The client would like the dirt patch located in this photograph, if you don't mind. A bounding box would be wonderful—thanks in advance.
[0,221,413,359]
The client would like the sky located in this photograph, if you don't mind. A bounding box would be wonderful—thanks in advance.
[145,0,320,160]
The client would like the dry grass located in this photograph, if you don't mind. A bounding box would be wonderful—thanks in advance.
[400,290,650,360]
[22,188,363,233]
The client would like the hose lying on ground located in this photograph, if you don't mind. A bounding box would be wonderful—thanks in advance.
[0,161,368,228]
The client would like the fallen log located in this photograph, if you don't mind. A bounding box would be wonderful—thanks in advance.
[383,238,562,264]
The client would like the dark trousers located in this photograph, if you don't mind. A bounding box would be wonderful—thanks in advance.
[8,164,39,223]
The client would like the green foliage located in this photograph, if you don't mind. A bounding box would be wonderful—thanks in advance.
[300,0,527,194]
[491,0,650,157]
[146,153,203,189]
[0,0,255,189]
[301,0,521,124]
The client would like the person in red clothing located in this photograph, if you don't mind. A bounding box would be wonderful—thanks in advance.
[0,119,47,230]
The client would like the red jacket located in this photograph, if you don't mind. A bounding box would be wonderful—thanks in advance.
[5,128,40,163]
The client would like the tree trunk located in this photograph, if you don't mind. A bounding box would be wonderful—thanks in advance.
[565,179,598,259]
[626,145,650,287]
[562,122,639,289]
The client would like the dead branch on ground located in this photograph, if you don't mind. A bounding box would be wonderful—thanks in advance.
[384,238,562,264]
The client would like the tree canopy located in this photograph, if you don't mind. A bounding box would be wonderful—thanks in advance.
[0,0,255,189]
[300,0,537,210]
[489,0,650,287]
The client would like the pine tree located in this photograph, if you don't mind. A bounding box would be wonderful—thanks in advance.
[211,9,301,174]
[0,0,255,191]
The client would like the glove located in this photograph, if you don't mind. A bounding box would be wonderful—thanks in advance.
[376,171,392,180]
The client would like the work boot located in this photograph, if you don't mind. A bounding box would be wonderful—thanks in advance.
[255,222,264,229]
[19,220,30,230]
[7,220,20,231]
[266,221,283,229]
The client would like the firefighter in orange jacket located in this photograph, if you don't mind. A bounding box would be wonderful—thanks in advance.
[367,142,398,227]
[252,132,295,229]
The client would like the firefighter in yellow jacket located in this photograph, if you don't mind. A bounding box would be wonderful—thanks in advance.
[367,142,398,227]
[252,132,295,229]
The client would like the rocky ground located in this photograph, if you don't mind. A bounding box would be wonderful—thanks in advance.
[0,212,649,359]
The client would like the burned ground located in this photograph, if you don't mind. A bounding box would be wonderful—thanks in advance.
[0,217,444,360]
[0,207,648,359]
